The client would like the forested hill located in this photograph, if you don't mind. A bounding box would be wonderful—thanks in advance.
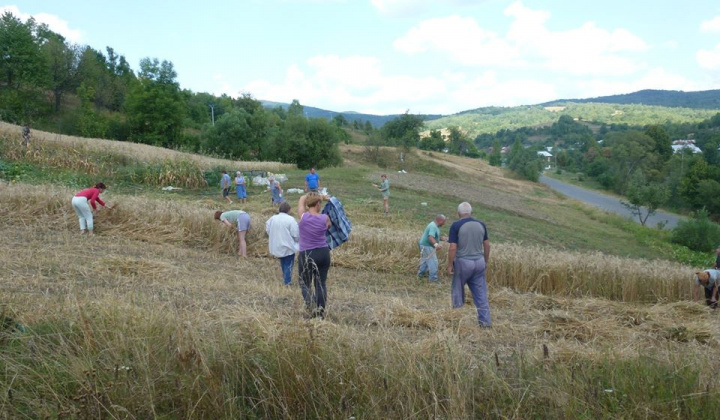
[542,89,720,109]
[260,100,442,127]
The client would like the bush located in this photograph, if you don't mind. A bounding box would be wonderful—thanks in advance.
[671,209,720,252]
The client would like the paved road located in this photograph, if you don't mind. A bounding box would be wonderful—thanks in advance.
[539,175,684,229]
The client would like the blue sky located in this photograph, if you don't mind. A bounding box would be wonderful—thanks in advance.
[4,0,720,115]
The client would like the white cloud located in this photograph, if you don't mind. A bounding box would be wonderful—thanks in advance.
[394,1,648,76]
[0,5,82,42]
[697,43,720,70]
[700,15,720,33]
[243,54,448,113]
[393,15,520,66]
[448,71,558,108]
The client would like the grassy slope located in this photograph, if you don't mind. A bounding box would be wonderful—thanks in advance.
[426,102,718,138]
[1,124,719,418]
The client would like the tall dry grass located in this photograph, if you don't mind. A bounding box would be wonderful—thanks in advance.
[1,222,718,418]
[0,183,695,303]
[0,121,294,172]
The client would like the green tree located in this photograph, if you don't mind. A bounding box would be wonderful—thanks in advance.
[507,138,542,181]
[446,127,478,156]
[288,99,304,118]
[0,12,44,89]
[125,58,186,146]
[380,111,423,148]
[680,157,709,208]
[419,129,445,151]
[621,170,670,226]
[605,130,657,192]
[644,125,672,162]
[489,140,502,166]
[203,108,253,159]
[333,114,348,127]
[41,34,80,111]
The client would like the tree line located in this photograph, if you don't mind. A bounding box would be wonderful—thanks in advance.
[0,11,345,168]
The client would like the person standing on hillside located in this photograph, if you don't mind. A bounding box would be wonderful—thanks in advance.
[220,170,232,204]
[713,247,720,269]
[268,177,284,206]
[235,171,247,204]
[71,182,110,235]
[297,193,331,319]
[305,167,321,193]
[446,202,491,328]
[417,214,447,283]
[21,124,30,148]
[214,209,251,257]
[372,174,390,216]
[694,270,720,308]
[266,202,299,286]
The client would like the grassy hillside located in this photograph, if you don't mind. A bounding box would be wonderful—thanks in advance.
[1,126,719,418]
[543,89,720,110]
[427,102,719,138]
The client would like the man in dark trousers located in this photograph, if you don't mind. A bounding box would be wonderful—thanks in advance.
[446,202,491,328]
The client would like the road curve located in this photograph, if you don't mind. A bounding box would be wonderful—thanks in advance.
[539,175,684,229]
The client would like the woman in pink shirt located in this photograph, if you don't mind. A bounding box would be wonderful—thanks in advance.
[297,193,331,319]
[71,182,108,235]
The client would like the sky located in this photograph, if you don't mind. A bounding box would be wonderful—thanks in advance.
[4,0,720,115]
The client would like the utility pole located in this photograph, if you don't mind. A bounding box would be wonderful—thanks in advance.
[209,104,215,126]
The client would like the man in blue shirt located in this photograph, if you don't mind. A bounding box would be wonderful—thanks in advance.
[305,168,321,192]
[446,202,491,327]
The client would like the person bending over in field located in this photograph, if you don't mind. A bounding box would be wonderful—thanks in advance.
[71,183,110,235]
[417,214,447,283]
[297,193,331,319]
[446,202,492,328]
[694,270,719,308]
[215,210,251,257]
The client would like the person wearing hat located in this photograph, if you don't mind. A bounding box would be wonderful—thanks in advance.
[694,270,720,308]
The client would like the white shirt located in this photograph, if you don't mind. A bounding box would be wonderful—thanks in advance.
[265,212,299,258]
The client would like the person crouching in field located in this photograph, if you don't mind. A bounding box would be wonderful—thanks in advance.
[297,193,331,319]
[417,214,447,282]
[694,270,719,308]
[266,202,299,286]
[215,210,251,257]
[71,182,109,235]
[447,202,492,328]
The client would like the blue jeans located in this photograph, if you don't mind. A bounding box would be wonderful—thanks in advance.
[417,245,438,281]
[280,254,295,285]
[451,258,491,327]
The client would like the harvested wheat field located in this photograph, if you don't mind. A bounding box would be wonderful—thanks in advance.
[1,135,720,418]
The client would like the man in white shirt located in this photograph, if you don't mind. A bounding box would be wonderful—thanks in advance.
[266,202,299,285]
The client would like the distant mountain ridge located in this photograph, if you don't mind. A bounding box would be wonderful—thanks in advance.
[261,89,720,130]
[541,89,720,109]
[259,100,442,127]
